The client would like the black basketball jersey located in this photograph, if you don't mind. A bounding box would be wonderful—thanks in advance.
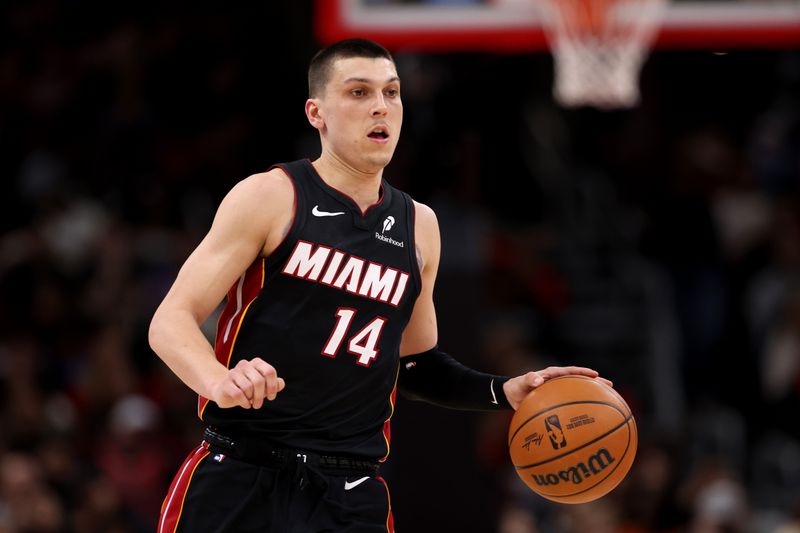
[199,159,422,461]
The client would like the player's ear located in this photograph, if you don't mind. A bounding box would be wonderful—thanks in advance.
[305,98,324,130]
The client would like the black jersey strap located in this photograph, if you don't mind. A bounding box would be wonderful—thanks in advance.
[398,347,512,411]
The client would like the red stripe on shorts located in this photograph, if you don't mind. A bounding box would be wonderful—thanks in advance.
[158,443,210,533]
[377,476,395,533]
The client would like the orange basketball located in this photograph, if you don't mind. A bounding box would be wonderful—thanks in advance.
[507,375,637,504]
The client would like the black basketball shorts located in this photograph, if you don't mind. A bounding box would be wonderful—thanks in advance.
[157,441,395,533]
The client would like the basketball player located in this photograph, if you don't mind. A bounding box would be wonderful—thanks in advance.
[149,38,610,532]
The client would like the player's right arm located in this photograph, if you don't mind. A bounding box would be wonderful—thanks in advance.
[148,169,294,409]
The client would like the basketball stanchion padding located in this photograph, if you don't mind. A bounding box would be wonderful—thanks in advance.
[508,375,638,504]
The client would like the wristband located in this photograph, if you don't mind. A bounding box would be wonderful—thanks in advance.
[398,346,512,411]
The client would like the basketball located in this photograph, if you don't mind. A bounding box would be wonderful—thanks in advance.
[507,375,637,504]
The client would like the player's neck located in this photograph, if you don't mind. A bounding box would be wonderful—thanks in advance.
[311,155,383,211]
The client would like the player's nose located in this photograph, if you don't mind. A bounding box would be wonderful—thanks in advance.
[371,93,388,116]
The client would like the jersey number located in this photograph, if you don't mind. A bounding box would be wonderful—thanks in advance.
[322,308,387,366]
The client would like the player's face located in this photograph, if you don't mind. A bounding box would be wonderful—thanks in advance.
[313,56,403,172]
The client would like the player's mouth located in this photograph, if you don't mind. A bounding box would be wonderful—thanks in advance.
[367,125,390,144]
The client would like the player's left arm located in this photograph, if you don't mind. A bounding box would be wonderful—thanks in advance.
[398,201,440,357]
[398,200,513,410]
[398,201,611,411]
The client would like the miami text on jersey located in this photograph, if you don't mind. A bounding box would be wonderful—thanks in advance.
[282,241,410,307]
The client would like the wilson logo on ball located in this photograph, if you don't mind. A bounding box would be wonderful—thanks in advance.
[531,448,616,487]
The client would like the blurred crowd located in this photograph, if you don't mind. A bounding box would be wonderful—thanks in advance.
[1,1,799,532]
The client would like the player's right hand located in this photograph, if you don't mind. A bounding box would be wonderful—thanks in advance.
[209,358,286,409]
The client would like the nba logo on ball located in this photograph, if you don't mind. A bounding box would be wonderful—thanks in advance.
[508,376,638,504]
[544,415,567,449]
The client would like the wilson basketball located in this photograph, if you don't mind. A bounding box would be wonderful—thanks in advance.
[508,375,637,504]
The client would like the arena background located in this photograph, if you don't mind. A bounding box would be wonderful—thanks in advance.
[0,1,799,532]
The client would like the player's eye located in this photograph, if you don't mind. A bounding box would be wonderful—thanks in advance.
[385,88,400,98]
[351,88,366,97]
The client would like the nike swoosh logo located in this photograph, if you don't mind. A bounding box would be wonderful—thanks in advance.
[344,476,370,491]
[490,378,498,405]
[312,205,345,217]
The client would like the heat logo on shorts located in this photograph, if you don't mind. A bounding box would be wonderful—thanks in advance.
[545,414,567,449]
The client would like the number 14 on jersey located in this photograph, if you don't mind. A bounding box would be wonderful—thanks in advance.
[322,308,387,366]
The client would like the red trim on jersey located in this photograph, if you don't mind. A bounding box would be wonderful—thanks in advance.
[380,375,398,463]
[198,259,265,418]
[158,443,210,533]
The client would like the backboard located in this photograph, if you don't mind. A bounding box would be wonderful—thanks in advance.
[315,0,800,52]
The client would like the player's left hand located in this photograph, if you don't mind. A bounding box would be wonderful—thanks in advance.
[502,366,613,410]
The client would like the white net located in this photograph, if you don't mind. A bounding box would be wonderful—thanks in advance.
[535,0,668,109]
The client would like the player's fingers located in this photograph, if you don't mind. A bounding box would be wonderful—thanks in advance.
[250,358,281,402]
[221,380,251,409]
[240,364,268,409]
[230,369,256,408]
[525,371,545,388]
[564,367,613,388]
[276,377,286,393]
[573,366,600,377]
[267,369,281,401]
[249,357,269,372]
[535,366,613,388]
[597,377,614,388]
[540,366,599,380]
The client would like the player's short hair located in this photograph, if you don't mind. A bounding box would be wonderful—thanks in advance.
[308,38,395,98]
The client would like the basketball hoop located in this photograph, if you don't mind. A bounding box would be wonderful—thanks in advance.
[534,0,668,109]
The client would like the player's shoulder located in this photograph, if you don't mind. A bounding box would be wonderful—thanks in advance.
[411,199,439,234]
[234,167,294,198]
[410,199,440,270]
[222,168,293,208]
[216,168,294,225]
